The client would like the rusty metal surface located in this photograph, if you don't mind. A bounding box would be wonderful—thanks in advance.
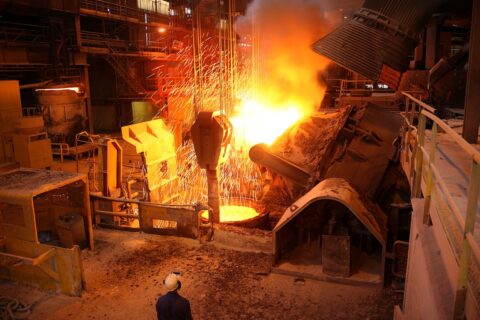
[37,88,87,146]
[274,178,388,251]
[312,0,441,83]
[271,108,351,175]
[261,108,352,208]
[249,143,312,187]
[325,103,402,196]
[0,168,85,200]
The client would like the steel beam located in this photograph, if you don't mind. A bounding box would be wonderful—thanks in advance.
[462,0,480,143]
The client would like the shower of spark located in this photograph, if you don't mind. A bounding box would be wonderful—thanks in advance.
[149,31,268,207]
[146,0,331,211]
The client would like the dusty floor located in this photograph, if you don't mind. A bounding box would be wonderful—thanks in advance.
[0,228,402,320]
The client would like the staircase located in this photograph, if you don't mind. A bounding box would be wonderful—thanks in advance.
[104,43,147,96]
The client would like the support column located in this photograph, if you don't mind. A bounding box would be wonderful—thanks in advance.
[425,17,438,69]
[75,16,82,48]
[462,0,480,143]
[206,169,220,223]
[412,32,424,69]
[84,66,94,133]
[75,15,93,133]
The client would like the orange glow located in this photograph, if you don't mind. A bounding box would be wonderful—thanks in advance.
[158,27,167,33]
[231,0,332,148]
[201,205,259,222]
[230,98,303,146]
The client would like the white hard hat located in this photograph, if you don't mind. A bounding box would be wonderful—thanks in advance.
[163,273,179,292]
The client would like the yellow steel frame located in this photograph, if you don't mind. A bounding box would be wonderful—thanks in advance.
[401,92,480,319]
[0,236,84,296]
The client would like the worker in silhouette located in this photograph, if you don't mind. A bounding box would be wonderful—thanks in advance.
[156,273,193,320]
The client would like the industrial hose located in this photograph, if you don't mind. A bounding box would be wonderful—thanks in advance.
[0,297,31,320]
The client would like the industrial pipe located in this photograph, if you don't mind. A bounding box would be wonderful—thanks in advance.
[249,143,313,187]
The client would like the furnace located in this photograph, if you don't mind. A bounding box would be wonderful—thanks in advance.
[0,0,478,318]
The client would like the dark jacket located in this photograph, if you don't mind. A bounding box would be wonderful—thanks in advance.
[156,291,193,320]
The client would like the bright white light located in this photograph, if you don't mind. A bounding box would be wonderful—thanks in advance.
[36,87,81,94]
[158,27,167,33]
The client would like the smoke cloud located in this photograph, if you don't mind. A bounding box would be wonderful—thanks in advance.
[236,0,332,111]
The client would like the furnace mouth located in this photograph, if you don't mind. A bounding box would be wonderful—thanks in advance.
[200,198,269,227]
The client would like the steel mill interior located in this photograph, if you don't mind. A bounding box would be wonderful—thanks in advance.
[0,0,479,319]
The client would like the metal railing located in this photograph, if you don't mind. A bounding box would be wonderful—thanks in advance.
[339,79,374,97]
[0,21,49,47]
[80,30,170,53]
[51,143,70,162]
[22,107,41,117]
[401,91,480,318]
[80,0,170,24]
[80,31,127,49]
[90,193,213,238]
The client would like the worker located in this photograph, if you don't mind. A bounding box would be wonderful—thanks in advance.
[156,273,193,320]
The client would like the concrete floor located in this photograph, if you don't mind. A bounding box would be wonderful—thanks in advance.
[0,145,405,319]
[0,228,402,320]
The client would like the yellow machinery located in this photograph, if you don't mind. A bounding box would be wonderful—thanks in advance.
[0,168,93,296]
[121,119,178,203]
[11,131,53,168]
[0,80,53,168]
[0,80,22,164]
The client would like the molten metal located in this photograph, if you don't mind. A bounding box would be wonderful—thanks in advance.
[230,98,303,147]
[201,205,259,223]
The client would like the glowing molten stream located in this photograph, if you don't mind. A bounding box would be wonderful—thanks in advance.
[201,205,259,222]
[230,99,303,147]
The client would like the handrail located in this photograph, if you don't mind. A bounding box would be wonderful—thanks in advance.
[51,142,70,162]
[421,109,480,164]
[80,0,171,24]
[402,92,436,114]
[89,193,211,238]
[401,91,480,318]
[90,193,196,209]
